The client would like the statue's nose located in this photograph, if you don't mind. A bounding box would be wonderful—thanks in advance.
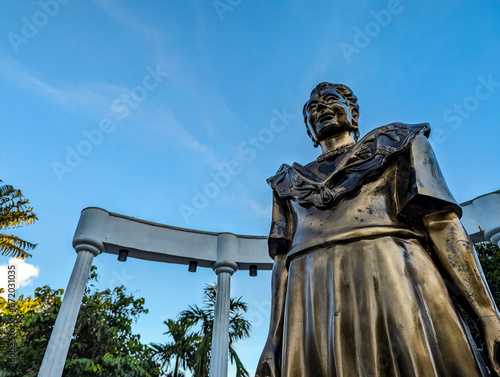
[317,102,327,111]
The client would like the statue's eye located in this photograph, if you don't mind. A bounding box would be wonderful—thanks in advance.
[323,95,336,102]
[307,104,317,112]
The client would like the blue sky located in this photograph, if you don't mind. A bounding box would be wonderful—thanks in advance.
[1,0,500,375]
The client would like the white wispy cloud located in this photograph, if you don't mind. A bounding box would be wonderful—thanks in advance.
[249,199,272,221]
[0,56,127,115]
[0,258,40,300]
[91,0,163,43]
[141,108,224,171]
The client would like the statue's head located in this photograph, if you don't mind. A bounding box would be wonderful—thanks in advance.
[303,82,360,147]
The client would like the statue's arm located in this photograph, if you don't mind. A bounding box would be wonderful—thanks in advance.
[255,253,288,377]
[423,211,500,374]
[255,191,292,377]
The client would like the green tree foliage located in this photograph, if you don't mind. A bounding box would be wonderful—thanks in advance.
[158,283,251,377]
[475,242,500,307]
[150,319,200,377]
[0,266,160,376]
[0,180,38,259]
[0,285,62,376]
[455,242,500,361]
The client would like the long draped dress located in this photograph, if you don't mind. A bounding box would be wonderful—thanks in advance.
[262,123,490,377]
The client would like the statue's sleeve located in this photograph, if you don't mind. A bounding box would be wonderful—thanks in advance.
[268,190,293,258]
[397,134,462,220]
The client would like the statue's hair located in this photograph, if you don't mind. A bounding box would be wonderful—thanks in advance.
[303,82,360,144]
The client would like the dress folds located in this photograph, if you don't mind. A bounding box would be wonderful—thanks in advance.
[283,237,487,376]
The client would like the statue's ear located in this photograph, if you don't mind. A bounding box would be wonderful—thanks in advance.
[306,128,319,147]
[350,107,360,122]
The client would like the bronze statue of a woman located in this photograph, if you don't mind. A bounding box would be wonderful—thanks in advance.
[255,82,500,376]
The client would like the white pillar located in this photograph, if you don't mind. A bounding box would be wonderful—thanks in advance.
[473,191,500,248]
[209,234,238,377]
[38,243,102,377]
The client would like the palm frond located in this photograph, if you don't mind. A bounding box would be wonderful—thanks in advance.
[0,210,38,230]
[179,304,210,329]
[0,234,37,259]
[230,296,249,313]
[203,283,217,309]
[191,335,211,377]
[229,345,249,377]
[229,314,251,343]
[0,180,38,258]
[0,182,21,199]
[150,342,174,369]
[0,180,38,230]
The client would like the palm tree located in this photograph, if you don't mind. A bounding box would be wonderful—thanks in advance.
[151,318,200,377]
[0,180,37,259]
[179,283,251,377]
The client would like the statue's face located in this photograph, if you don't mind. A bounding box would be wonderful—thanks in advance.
[304,88,354,142]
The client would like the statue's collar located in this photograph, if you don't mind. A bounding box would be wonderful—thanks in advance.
[268,122,430,209]
[316,142,356,163]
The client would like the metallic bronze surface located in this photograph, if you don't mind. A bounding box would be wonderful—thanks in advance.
[256,83,500,376]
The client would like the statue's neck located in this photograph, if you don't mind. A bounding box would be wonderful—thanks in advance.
[319,131,356,154]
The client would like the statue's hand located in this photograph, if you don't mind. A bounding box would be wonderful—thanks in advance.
[255,356,279,377]
[255,342,280,377]
[480,315,500,375]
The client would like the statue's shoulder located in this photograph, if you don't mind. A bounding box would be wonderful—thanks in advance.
[361,122,430,144]
[348,122,430,161]
[266,162,314,191]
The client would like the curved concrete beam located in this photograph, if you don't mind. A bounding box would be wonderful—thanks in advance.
[73,207,273,270]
